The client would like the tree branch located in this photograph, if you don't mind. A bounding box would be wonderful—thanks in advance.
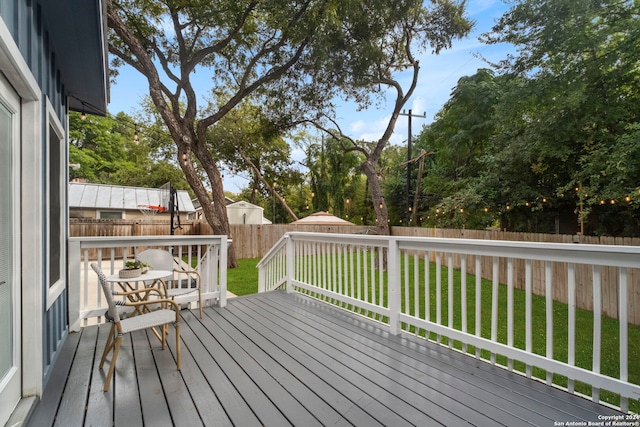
[237,147,298,221]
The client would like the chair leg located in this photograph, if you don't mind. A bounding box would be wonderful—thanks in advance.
[198,289,203,319]
[103,335,122,392]
[161,324,166,350]
[99,324,116,369]
[175,323,181,370]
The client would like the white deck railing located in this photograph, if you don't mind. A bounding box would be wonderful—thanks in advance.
[257,232,640,412]
[68,235,228,331]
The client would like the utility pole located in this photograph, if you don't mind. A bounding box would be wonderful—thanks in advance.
[399,109,426,226]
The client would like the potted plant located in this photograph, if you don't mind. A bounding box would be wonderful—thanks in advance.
[119,260,150,278]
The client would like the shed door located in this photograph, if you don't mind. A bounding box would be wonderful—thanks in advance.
[0,73,21,425]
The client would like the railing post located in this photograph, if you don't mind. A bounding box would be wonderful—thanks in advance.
[68,239,82,332]
[219,237,228,307]
[388,237,401,335]
[286,235,294,293]
[258,267,265,293]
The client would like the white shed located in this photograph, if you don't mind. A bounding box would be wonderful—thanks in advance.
[226,201,269,224]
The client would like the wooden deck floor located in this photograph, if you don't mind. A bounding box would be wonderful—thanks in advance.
[28,291,622,426]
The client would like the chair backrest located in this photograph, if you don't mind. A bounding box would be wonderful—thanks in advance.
[91,263,121,323]
[137,249,176,271]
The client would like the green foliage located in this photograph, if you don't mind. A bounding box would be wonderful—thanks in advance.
[304,135,362,217]
[69,111,193,194]
[416,0,640,235]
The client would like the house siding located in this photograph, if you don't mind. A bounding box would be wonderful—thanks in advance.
[0,0,69,386]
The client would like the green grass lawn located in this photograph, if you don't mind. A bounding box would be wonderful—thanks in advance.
[226,254,639,411]
[227,258,260,296]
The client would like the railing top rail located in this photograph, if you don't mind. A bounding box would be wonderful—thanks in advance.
[281,232,640,268]
[69,235,229,249]
[257,234,289,268]
[396,236,640,268]
[285,231,392,247]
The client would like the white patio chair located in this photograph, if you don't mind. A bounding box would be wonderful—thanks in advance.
[91,263,181,392]
[137,248,203,318]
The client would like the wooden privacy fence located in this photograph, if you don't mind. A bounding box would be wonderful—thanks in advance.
[69,219,640,325]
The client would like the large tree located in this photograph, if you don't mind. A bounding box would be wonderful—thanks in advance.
[107,0,463,265]
[311,0,472,234]
[480,0,640,234]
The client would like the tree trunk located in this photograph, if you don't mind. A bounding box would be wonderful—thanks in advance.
[190,140,238,268]
[361,160,390,236]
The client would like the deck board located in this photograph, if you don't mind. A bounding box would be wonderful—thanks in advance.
[113,331,143,427]
[28,290,623,426]
[255,292,555,425]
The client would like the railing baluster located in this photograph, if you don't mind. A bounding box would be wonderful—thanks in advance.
[356,245,362,315]
[414,252,419,335]
[461,254,467,353]
[388,238,400,335]
[475,256,481,358]
[436,252,442,344]
[350,245,355,307]
[507,257,514,370]
[370,248,376,317]
[338,243,343,301]
[403,249,409,330]
[568,262,576,393]
[619,267,628,413]
[447,253,454,348]
[377,248,383,309]
[425,252,431,339]
[491,256,499,365]
[525,259,532,378]
[545,260,553,385]
[363,245,369,318]
[592,265,601,403]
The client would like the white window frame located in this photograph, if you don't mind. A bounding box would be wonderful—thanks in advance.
[97,210,125,220]
[45,100,66,309]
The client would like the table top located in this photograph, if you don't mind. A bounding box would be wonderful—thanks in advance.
[104,269,173,283]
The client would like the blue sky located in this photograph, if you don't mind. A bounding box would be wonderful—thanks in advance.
[107,0,513,193]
